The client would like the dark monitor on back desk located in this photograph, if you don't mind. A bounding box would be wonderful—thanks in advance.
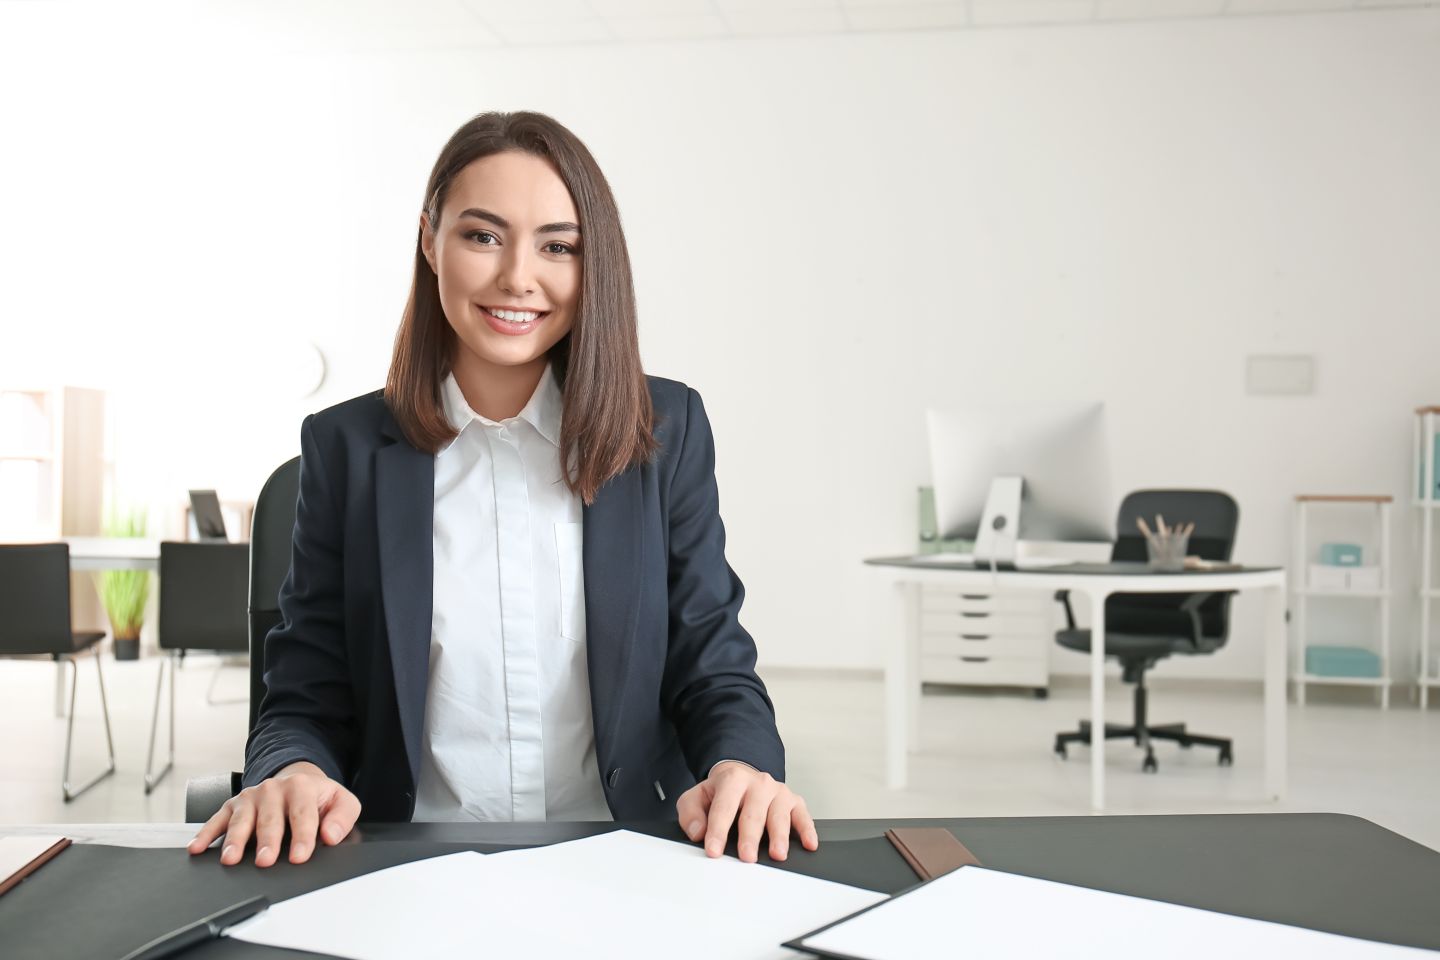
[188,489,228,542]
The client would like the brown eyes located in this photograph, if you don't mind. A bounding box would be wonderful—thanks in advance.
[461,231,578,257]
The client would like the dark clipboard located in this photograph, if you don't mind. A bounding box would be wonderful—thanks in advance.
[782,868,966,960]
[0,837,71,898]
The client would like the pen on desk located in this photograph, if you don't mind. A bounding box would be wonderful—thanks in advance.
[118,894,269,960]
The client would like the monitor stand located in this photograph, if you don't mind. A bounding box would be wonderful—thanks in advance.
[974,476,1022,568]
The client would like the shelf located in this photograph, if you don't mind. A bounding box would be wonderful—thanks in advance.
[1296,674,1391,687]
[1297,589,1390,599]
[0,452,54,462]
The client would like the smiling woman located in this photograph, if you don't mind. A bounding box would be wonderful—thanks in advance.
[389,113,655,504]
[194,111,817,874]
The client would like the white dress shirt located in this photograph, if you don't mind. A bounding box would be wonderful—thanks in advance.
[412,364,611,822]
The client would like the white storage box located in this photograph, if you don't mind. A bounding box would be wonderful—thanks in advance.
[1308,564,1382,592]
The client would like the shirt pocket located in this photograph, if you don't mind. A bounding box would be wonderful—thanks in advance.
[554,521,586,643]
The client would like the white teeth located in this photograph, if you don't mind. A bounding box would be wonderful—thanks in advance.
[488,308,540,323]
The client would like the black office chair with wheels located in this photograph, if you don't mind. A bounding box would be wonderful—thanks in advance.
[1053,490,1240,773]
[144,541,250,794]
[0,542,116,801]
[183,456,301,821]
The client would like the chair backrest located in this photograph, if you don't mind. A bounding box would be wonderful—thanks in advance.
[1108,489,1240,642]
[157,542,249,653]
[248,456,301,732]
[0,543,75,656]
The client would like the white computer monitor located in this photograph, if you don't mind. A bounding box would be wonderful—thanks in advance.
[926,403,1113,565]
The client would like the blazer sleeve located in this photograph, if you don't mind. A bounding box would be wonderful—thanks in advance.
[660,387,786,782]
[243,414,357,788]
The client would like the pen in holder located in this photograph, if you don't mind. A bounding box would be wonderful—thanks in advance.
[1137,516,1191,571]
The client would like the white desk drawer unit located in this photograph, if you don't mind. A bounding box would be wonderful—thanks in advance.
[918,586,1053,694]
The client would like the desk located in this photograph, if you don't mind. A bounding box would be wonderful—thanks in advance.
[2,814,1438,958]
[64,536,160,572]
[865,558,1287,811]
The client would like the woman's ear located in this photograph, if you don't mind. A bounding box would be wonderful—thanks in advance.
[419,211,438,274]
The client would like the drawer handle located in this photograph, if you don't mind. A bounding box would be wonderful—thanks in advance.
[959,594,989,600]
[960,612,990,619]
[960,634,988,640]
[959,656,990,663]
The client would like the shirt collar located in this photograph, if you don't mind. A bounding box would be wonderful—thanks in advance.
[440,364,564,449]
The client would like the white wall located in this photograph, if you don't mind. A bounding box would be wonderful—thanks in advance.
[2,5,1437,680]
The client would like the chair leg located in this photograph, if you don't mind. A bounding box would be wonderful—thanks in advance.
[144,652,178,794]
[204,656,248,706]
[62,650,117,803]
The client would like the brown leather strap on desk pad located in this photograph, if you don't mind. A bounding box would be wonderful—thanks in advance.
[0,837,71,898]
[885,827,979,881]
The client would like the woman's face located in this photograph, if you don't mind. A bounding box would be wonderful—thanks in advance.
[421,150,582,374]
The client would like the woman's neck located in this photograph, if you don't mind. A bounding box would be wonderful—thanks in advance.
[451,353,547,422]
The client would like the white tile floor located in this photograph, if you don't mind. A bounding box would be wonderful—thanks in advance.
[3,651,1437,852]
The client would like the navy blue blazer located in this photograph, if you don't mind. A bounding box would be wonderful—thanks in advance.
[243,375,784,822]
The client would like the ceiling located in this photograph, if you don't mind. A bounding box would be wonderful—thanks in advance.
[202,0,1440,50]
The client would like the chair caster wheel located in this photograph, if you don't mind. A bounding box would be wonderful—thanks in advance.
[1219,750,1233,767]
[1179,741,1193,750]
[1054,744,1067,760]
[1142,755,1158,773]
[1034,688,1049,700]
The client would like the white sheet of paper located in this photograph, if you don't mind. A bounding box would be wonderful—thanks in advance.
[0,835,66,880]
[799,866,1434,960]
[228,829,886,960]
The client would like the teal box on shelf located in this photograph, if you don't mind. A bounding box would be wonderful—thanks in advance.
[1305,645,1382,679]
[1318,543,1363,566]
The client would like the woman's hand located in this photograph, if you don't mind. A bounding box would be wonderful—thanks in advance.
[187,761,361,867]
[675,761,819,863]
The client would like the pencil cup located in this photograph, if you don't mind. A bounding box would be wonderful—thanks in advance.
[1146,531,1189,571]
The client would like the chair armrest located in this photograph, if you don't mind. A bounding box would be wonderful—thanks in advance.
[1054,590,1076,631]
[1178,592,1216,649]
[185,771,242,823]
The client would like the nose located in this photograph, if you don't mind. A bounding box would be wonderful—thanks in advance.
[496,245,536,297]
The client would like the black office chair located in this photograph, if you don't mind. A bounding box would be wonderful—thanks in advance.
[1053,490,1239,773]
[144,541,250,794]
[183,456,300,821]
[0,543,116,801]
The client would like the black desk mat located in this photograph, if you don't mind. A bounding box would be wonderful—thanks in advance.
[0,826,917,960]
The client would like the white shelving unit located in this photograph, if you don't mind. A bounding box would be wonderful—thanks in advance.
[1415,406,1439,709]
[1292,494,1392,709]
[0,385,108,632]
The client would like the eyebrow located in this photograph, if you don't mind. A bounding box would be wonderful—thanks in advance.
[457,207,580,235]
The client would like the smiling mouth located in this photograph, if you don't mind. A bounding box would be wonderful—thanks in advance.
[481,306,549,325]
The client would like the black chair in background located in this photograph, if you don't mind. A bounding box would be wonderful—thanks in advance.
[144,541,250,794]
[183,456,301,821]
[1053,490,1240,773]
[0,543,116,801]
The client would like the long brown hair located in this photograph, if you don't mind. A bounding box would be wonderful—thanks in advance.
[385,111,657,504]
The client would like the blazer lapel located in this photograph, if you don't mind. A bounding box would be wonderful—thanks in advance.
[582,467,644,770]
[375,422,434,788]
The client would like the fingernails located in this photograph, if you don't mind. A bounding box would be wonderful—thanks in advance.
[292,843,309,860]
[686,820,702,842]
[776,843,789,861]
[741,843,756,862]
[221,845,236,863]
[324,824,340,843]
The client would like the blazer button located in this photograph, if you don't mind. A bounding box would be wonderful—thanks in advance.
[607,768,622,789]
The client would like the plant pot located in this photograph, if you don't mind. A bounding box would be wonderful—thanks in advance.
[113,636,140,661]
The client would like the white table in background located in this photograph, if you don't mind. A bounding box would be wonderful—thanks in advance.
[865,557,1288,812]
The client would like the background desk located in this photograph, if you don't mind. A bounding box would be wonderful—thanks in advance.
[2,814,1437,958]
[865,558,1288,811]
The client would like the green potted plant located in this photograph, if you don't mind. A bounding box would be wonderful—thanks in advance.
[98,506,151,661]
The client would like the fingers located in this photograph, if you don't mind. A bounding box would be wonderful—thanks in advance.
[766,795,796,862]
[286,790,321,865]
[252,782,289,868]
[188,802,233,855]
[219,797,257,866]
[318,786,362,847]
[703,776,746,859]
[733,779,776,864]
[792,796,819,852]
[675,782,712,844]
